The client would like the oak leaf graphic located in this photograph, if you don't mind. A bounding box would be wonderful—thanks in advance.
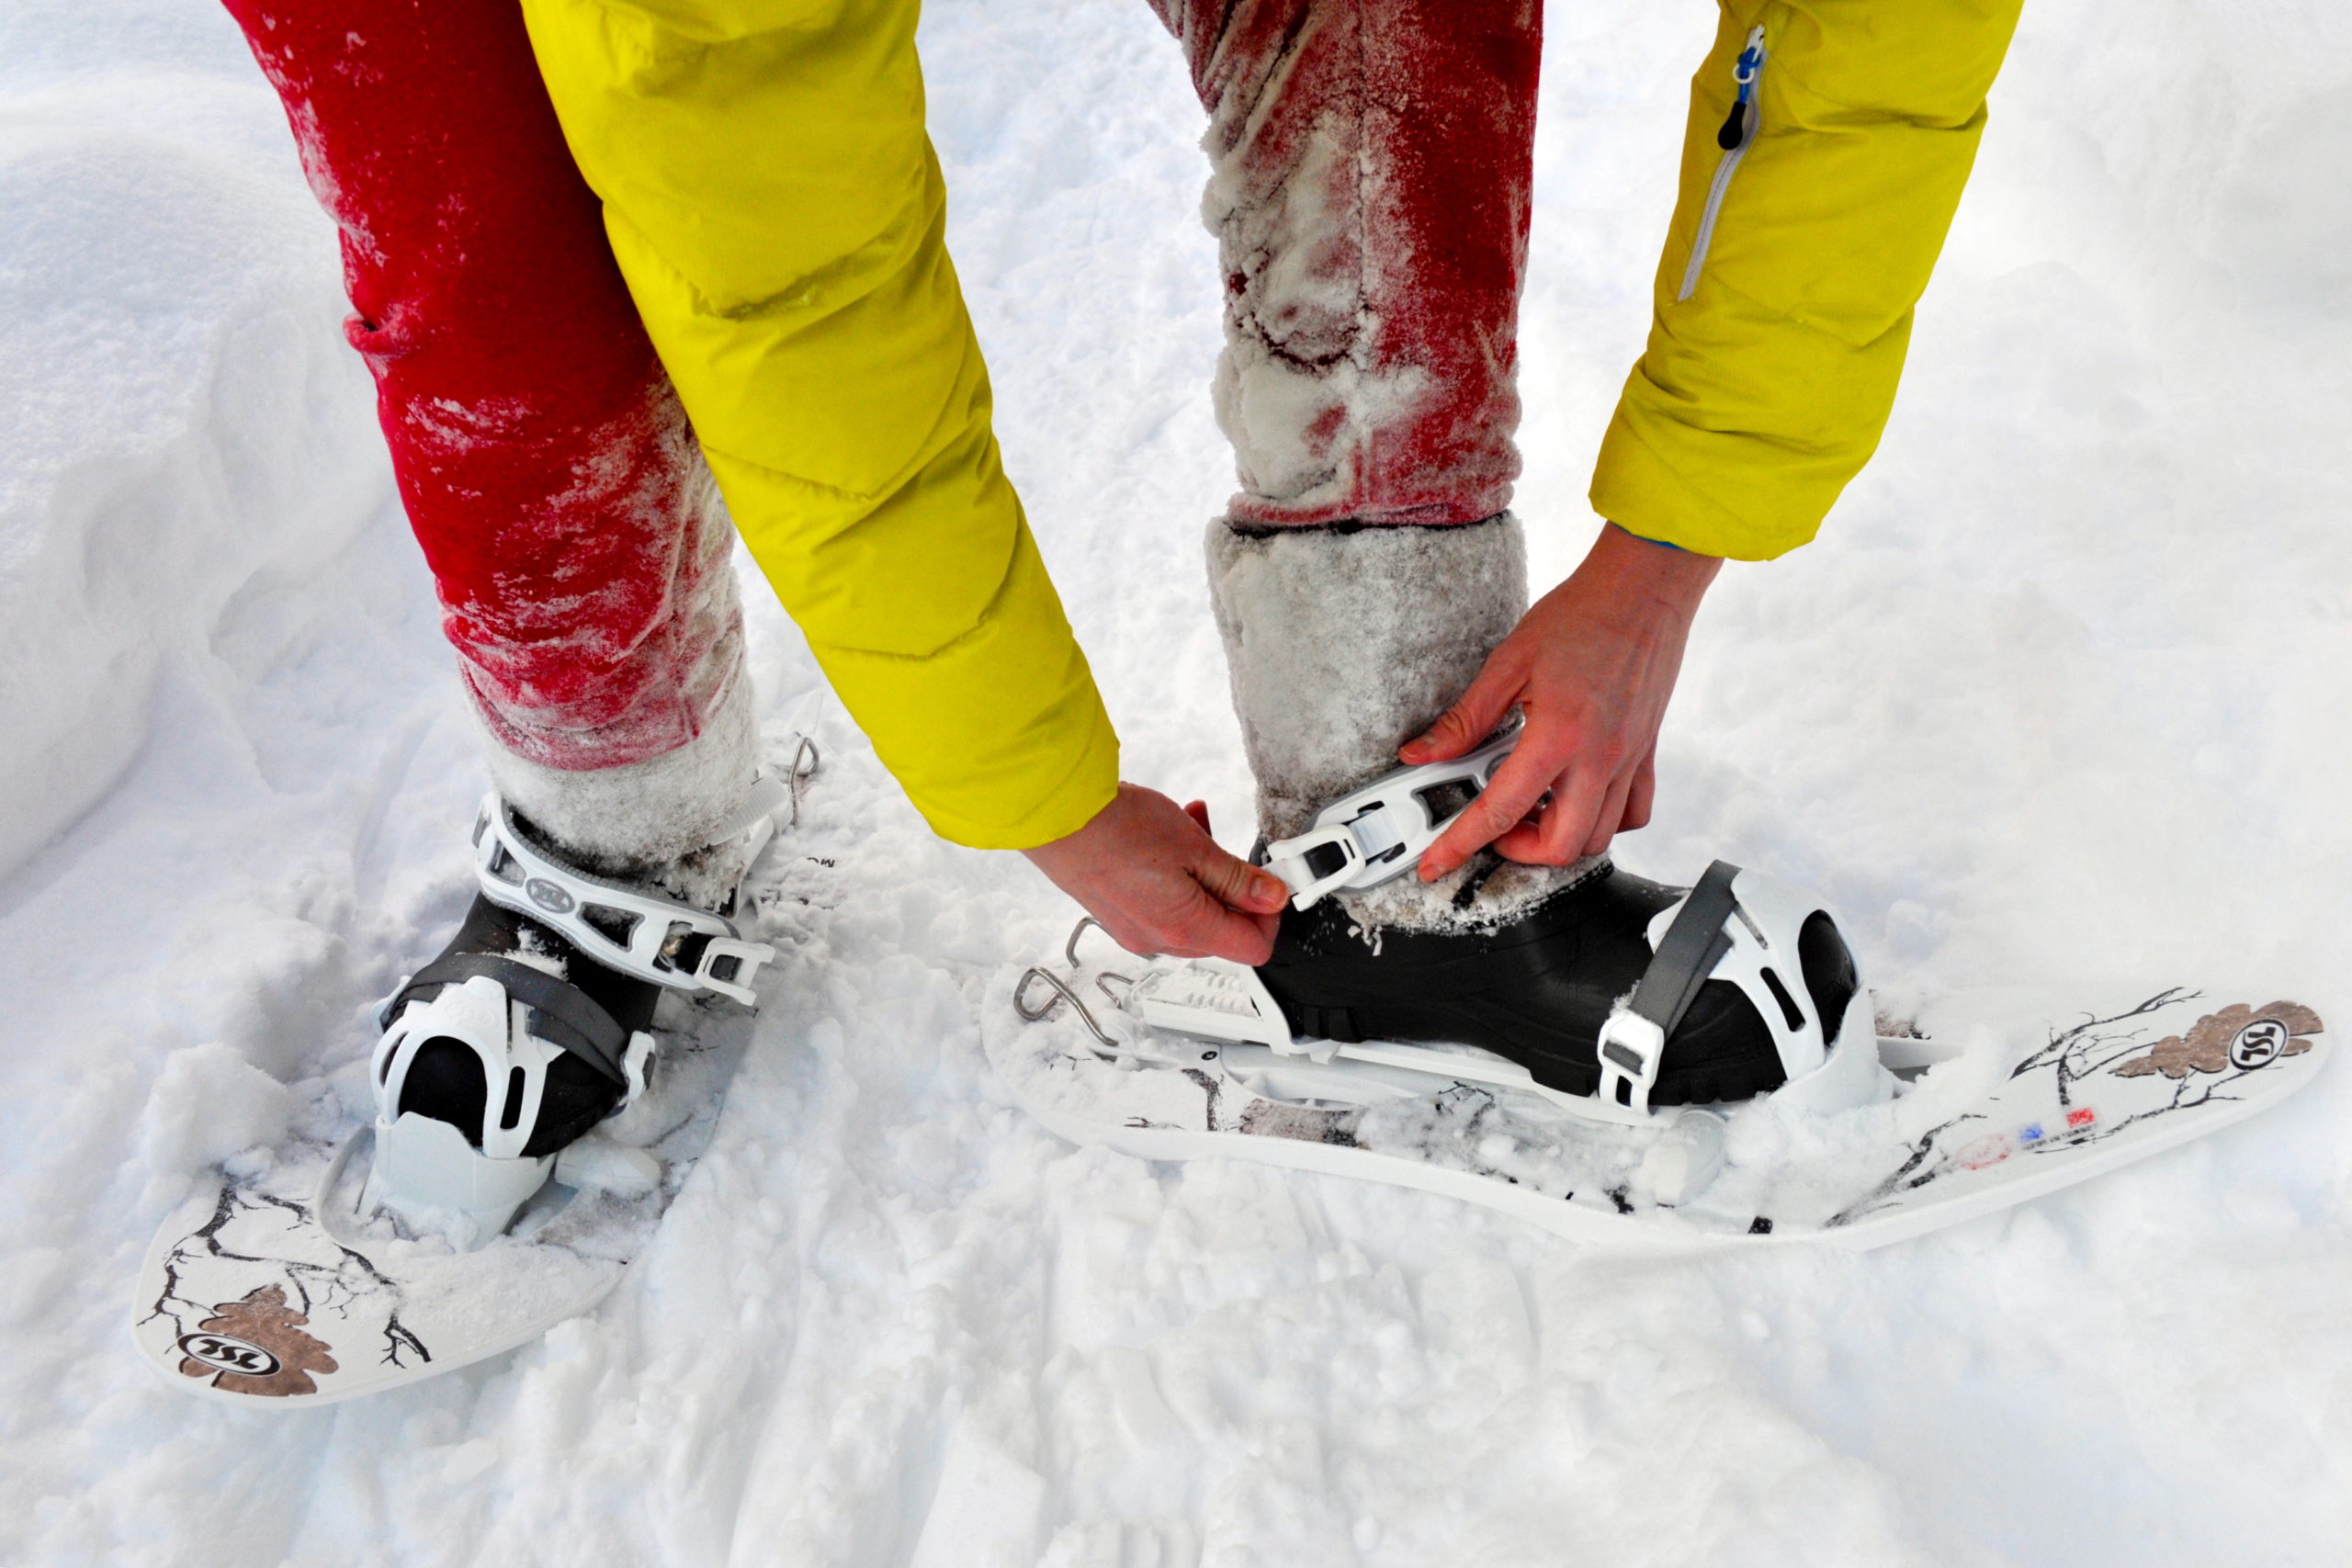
[2113,1001,2322,1080]
[178,1284,339,1397]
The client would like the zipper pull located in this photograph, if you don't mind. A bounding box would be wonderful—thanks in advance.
[1714,26,1767,152]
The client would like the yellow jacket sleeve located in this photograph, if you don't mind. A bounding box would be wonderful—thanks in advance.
[518,0,1118,849]
[1591,0,2023,560]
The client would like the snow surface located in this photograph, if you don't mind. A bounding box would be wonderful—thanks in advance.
[5,0,2352,1563]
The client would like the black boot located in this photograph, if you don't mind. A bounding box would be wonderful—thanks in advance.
[1253,863,1861,1108]
[381,893,658,1158]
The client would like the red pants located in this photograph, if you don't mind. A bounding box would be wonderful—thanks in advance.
[1151,0,1540,527]
[226,0,1535,771]
[223,0,743,779]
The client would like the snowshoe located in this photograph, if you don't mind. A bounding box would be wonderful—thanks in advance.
[989,745,2333,1248]
[363,781,786,1243]
[135,740,819,1406]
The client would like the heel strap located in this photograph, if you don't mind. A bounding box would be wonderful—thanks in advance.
[469,778,785,1006]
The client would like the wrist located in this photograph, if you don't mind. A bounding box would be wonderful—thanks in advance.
[1591,521,1721,612]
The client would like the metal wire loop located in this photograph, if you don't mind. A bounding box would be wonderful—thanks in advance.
[1014,965,1116,1051]
[785,735,821,828]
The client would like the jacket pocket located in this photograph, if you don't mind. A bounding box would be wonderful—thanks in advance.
[1677,24,1767,303]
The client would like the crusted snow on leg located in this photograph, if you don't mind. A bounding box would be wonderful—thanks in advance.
[481,661,762,910]
[460,439,769,908]
[1171,0,1540,528]
[1204,109,1434,518]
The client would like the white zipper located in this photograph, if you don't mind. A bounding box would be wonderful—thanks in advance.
[1677,24,1768,302]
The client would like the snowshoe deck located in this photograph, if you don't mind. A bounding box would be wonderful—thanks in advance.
[133,1017,747,1407]
[986,971,2328,1250]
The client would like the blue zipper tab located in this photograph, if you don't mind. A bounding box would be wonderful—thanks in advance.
[1715,28,1767,151]
[1679,25,1768,302]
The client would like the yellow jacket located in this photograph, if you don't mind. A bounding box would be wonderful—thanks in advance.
[1594,1,2024,559]
[520,0,2017,848]
[521,0,1119,851]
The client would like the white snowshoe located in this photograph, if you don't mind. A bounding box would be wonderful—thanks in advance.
[990,749,2331,1248]
[135,741,818,1405]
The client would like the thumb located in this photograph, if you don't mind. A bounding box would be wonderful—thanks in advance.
[1399,660,1519,765]
[1193,840,1292,914]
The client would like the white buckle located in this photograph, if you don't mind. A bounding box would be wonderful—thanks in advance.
[619,1030,657,1108]
[685,936,772,1008]
[1262,735,1517,909]
[1593,1009,1667,1122]
[1261,822,1369,908]
[471,791,778,1004]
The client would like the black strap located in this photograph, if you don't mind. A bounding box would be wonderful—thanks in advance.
[1624,860,1742,1039]
[389,952,631,1087]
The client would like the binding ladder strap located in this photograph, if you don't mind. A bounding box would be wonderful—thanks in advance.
[1624,860,1743,1041]
[388,952,631,1087]
[1262,735,1519,908]
[1595,861,1743,1116]
[470,787,780,1006]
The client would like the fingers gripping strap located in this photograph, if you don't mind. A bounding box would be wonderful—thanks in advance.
[391,953,630,1087]
[1626,860,1742,1037]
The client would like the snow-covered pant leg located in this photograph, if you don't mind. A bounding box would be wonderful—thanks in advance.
[1207,515,1595,930]
[1148,0,1541,526]
[221,0,758,873]
[1154,1,1578,927]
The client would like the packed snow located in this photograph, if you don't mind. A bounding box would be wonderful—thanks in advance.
[6,0,2352,1563]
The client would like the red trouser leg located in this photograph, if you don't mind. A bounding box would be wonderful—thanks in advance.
[221,0,743,784]
[1150,0,1542,527]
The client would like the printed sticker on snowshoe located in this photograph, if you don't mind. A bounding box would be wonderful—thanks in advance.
[988,974,2329,1253]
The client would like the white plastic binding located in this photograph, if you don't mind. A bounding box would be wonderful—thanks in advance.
[1589,865,1879,1125]
[1112,868,1882,1135]
[1262,735,1518,909]
[469,774,787,1007]
[365,772,793,1245]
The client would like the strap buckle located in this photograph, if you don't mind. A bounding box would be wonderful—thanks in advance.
[471,788,780,1005]
[685,934,774,1008]
[1594,1010,1668,1119]
[1262,734,1517,909]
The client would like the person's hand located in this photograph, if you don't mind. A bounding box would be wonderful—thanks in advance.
[1023,784,1289,963]
[1402,523,1722,879]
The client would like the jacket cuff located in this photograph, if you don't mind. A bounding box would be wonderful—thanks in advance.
[1590,377,1832,563]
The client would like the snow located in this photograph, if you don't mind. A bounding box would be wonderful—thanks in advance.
[4,0,2351,1563]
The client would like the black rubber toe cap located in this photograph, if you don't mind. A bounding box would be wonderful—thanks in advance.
[1255,864,1791,1107]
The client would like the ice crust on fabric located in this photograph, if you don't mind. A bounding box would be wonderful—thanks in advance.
[1205,118,1436,518]
[1165,0,1538,528]
[1206,513,1598,931]
[481,664,763,911]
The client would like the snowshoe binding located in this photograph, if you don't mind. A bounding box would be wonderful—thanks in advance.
[993,741,2330,1248]
[365,776,791,1245]
[135,744,820,1406]
[1117,740,1879,1131]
